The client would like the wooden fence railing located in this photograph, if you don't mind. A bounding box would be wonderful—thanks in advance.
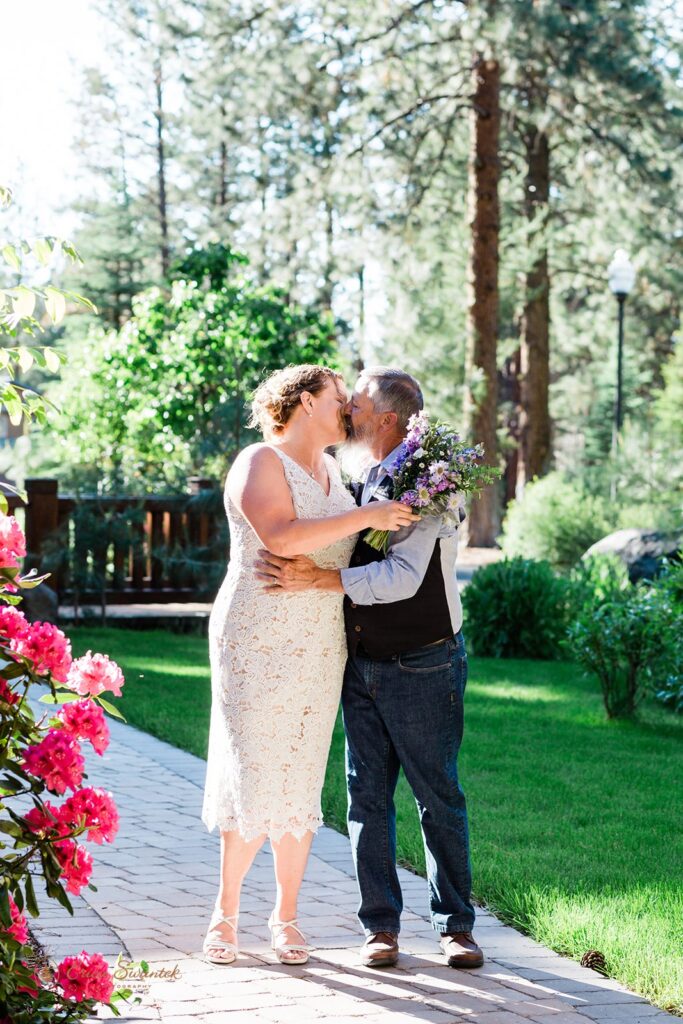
[5,478,225,605]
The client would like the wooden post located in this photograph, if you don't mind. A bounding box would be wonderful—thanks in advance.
[24,479,59,568]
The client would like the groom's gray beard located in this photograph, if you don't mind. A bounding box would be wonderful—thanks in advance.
[338,438,376,482]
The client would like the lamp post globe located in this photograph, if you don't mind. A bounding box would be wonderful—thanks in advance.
[607,249,635,442]
[608,249,636,298]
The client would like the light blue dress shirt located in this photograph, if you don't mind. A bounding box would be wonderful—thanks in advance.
[340,443,464,634]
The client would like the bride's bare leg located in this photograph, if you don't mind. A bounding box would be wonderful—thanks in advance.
[270,830,314,959]
[206,829,266,958]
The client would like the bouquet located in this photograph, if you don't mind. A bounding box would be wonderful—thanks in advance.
[364,411,500,553]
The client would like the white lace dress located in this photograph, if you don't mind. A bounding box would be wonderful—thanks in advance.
[201,448,357,842]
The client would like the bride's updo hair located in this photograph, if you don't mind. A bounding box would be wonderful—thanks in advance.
[249,364,342,438]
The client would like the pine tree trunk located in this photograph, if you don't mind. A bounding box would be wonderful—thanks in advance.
[154,57,170,279]
[218,102,228,208]
[517,126,551,490]
[501,346,521,506]
[464,54,500,547]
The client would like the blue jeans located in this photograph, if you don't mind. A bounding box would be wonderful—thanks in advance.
[341,631,475,936]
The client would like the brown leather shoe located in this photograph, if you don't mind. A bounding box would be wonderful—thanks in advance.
[440,931,484,968]
[360,931,399,968]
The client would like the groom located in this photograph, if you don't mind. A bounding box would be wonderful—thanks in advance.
[257,366,483,969]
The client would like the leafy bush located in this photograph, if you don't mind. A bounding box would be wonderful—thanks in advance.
[570,553,631,613]
[43,244,340,493]
[500,472,613,570]
[651,562,683,714]
[567,583,681,718]
[462,557,574,659]
[654,675,683,714]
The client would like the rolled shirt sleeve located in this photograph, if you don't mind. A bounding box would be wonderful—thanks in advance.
[340,515,446,605]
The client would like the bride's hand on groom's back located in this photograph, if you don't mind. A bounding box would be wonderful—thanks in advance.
[366,500,421,532]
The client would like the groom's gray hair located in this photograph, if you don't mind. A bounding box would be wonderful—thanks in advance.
[359,366,424,432]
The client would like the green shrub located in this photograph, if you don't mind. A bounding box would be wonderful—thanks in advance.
[654,675,683,714]
[570,552,631,613]
[462,557,573,659]
[567,584,681,718]
[501,472,613,570]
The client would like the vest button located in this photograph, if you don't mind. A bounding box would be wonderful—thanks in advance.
[351,603,357,609]
[354,625,362,633]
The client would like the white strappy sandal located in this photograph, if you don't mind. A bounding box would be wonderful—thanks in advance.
[203,911,239,965]
[268,913,310,965]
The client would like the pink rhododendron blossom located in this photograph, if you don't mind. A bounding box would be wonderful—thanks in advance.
[0,514,26,569]
[55,950,114,1003]
[17,962,41,997]
[12,621,72,682]
[61,787,119,845]
[0,676,20,706]
[24,801,71,838]
[22,730,85,794]
[66,651,124,698]
[0,605,29,641]
[57,699,110,755]
[7,894,29,945]
[54,839,93,895]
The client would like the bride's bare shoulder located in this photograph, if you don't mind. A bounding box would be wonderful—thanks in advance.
[228,443,284,486]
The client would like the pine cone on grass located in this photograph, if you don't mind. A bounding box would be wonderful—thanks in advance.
[580,949,607,974]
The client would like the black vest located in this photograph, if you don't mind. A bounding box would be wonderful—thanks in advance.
[344,478,453,659]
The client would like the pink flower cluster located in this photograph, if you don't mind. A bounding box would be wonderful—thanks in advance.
[61,787,119,846]
[0,514,26,569]
[66,651,124,698]
[0,676,20,706]
[54,839,94,895]
[0,606,72,683]
[22,730,85,795]
[24,800,69,838]
[0,515,120,1012]
[24,787,118,892]
[57,699,109,755]
[7,893,29,945]
[55,950,114,1003]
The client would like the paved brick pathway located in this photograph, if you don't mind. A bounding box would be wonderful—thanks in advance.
[28,698,673,1024]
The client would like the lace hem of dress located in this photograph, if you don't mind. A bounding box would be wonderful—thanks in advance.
[201,812,324,844]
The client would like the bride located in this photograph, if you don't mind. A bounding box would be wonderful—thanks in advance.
[201,364,418,965]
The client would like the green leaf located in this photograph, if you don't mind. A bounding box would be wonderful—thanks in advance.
[24,871,39,917]
[1,245,21,271]
[32,238,54,267]
[0,815,24,831]
[96,695,126,721]
[10,285,36,319]
[39,690,81,705]
[16,348,34,373]
[43,348,61,374]
[0,780,26,797]
[3,391,23,427]
[15,571,51,590]
[44,287,66,326]
[0,886,11,927]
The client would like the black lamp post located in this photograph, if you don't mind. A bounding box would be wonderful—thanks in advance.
[607,249,636,447]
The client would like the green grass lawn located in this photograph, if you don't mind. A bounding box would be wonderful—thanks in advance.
[70,626,683,1013]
